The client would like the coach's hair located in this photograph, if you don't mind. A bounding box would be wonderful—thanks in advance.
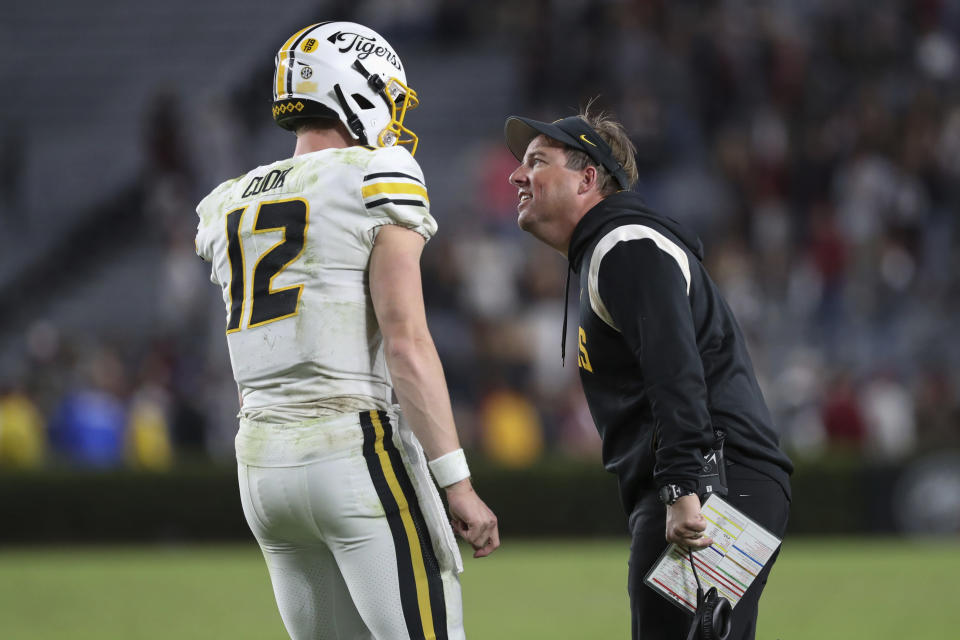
[563,105,639,196]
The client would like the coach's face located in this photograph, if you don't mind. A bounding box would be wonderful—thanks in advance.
[509,135,584,255]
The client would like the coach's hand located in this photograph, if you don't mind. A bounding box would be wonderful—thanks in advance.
[665,494,713,550]
[446,478,500,558]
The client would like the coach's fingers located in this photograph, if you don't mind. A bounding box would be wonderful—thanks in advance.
[665,495,709,548]
[665,526,713,550]
[683,534,714,551]
[682,513,708,534]
[672,520,708,539]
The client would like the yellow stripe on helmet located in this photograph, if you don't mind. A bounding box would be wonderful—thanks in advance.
[275,23,321,99]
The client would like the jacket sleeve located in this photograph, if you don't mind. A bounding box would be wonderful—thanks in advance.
[595,237,713,492]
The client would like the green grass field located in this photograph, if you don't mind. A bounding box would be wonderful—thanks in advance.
[0,538,956,639]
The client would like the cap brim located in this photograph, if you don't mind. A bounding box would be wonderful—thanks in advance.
[504,116,581,161]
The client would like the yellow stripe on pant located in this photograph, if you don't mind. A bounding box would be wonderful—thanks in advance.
[369,411,437,640]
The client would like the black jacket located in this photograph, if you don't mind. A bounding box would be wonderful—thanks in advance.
[568,191,792,515]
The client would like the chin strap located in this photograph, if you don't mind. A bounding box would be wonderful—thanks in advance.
[333,83,368,145]
[336,60,395,148]
[353,59,385,92]
[353,59,399,132]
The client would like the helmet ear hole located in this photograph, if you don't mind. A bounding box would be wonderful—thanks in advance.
[352,94,376,110]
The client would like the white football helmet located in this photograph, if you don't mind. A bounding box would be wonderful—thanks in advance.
[272,21,420,154]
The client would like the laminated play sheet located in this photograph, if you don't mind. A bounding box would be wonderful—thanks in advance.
[644,494,782,613]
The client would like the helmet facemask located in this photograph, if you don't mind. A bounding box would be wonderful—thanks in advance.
[353,61,419,154]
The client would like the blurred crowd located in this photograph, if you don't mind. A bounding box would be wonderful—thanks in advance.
[2,0,959,471]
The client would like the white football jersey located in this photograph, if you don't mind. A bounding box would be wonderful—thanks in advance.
[195,145,436,421]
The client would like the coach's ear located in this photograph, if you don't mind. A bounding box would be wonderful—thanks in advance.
[577,165,599,195]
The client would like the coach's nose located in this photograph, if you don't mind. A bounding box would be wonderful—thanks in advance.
[509,164,528,187]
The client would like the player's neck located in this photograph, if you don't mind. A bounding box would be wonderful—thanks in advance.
[293,126,357,156]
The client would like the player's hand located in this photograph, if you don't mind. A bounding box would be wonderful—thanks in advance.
[445,478,500,558]
[665,494,713,550]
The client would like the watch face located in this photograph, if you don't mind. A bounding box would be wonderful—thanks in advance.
[659,485,678,505]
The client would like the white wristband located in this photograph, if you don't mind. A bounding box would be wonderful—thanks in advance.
[428,448,471,488]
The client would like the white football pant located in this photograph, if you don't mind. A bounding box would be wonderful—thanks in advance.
[236,409,464,640]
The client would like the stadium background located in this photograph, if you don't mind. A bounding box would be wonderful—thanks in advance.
[1,1,958,638]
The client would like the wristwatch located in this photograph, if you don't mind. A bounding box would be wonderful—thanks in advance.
[658,484,695,506]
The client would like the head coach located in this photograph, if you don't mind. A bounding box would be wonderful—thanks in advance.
[503,108,793,640]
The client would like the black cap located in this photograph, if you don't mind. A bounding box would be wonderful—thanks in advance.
[504,115,630,191]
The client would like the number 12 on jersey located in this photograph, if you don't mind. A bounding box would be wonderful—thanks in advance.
[224,198,309,333]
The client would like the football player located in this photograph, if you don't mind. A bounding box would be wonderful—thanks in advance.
[195,21,499,640]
